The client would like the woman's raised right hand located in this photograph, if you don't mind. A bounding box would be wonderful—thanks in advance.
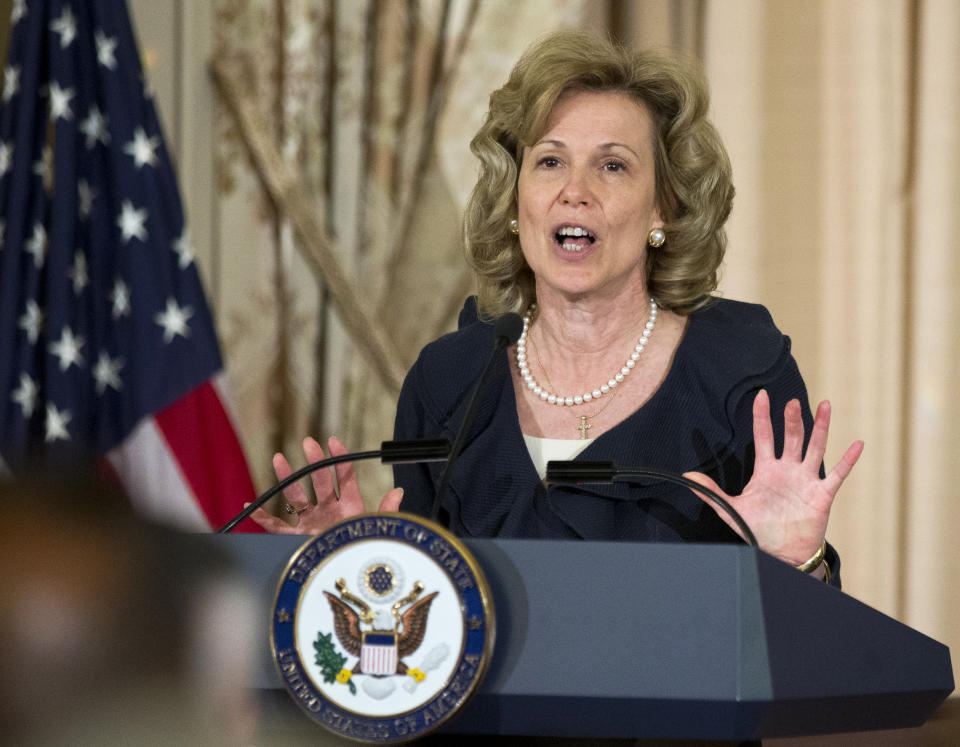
[248,436,404,535]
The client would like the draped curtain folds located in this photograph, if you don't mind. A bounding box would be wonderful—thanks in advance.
[125,0,958,686]
[701,0,960,687]
[903,0,959,668]
[208,0,592,499]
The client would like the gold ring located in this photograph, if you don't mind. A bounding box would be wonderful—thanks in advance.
[284,503,309,515]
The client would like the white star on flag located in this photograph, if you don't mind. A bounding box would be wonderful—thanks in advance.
[123,127,160,169]
[94,29,118,70]
[50,6,77,49]
[78,179,95,218]
[109,278,131,319]
[154,297,193,343]
[3,65,19,102]
[17,299,44,344]
[140,72,155,100]
[70,251,88,295]
[25,222,46,268]
[44,403,72,443]
[0,0,260,529]
[48,81,75,121]
[79,105,109,149]
[173,230,195,268]
[48,326,85,372]
[32,144,52,189]
[11,373,39,418]
[92,352,124,394]
[116,199,148,242]
[11,0,26,25]
[0,141,11,178]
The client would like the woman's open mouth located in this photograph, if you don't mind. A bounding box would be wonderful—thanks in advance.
[555,224,596,252]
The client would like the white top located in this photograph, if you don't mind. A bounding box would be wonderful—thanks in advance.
[522,434,593,480]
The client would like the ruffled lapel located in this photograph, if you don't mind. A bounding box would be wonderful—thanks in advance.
[438,298,789,538]
[439,348,545,536]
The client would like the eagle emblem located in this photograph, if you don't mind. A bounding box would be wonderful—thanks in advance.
[271,512,493,740]
[324,569,438,679]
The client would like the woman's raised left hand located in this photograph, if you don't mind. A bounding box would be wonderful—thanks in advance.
[684,389,863,567]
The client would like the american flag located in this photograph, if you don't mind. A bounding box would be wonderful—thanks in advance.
[0,0,261,531]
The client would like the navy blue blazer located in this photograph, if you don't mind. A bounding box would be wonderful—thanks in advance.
[394,297,840,581]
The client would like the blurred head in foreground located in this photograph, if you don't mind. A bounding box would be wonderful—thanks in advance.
[0,470,258,745]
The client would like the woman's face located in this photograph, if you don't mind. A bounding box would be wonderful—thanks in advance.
[517,89,663,303]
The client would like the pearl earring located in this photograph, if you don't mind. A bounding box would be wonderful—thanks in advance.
[647,228,665,248]
[509,218,519,235]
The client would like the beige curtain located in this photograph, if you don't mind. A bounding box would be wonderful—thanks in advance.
[902,0,959,675]
[615,0,959,688]
[129,0,959,688]
[202,0,599,503]
[701,0,959,688]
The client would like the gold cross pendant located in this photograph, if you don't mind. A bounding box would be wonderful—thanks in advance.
[577,415,591,440]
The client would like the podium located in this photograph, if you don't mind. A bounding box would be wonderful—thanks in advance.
[209,534,953,741]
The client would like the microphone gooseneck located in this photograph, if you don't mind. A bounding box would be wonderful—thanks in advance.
[217,312,526,533]
[428,313,523,523]
[216,439,452,533]
[216,450,382,533]
[545,461,758,547]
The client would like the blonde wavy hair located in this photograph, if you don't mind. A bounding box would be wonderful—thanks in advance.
[464,30,734,317]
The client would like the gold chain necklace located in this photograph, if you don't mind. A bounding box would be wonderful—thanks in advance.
[516,301,658,438]
[528,324,621,440]
[517,301,657,403]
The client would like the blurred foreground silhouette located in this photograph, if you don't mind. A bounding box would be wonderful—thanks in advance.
[0,470,258,745]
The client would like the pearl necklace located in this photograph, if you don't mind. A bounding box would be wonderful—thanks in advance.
[516,299,658,407]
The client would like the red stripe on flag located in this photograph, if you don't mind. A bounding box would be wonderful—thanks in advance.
[154,380,263,532]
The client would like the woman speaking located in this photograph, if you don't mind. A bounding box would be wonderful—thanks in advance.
[252,31,863,585]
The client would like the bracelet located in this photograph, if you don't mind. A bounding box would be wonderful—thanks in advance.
[795,538,826,574]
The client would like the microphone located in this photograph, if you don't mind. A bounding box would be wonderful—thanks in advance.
[545,460,758,547]
[428,313,524,522]
[217,312,522,534]
[492,311,524,350]
[216,439,451,533]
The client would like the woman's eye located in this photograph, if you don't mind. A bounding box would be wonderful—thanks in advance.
[603,160,626,173]
[538,157,560,168]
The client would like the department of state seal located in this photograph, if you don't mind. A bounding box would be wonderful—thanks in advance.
[271,512,494,742]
